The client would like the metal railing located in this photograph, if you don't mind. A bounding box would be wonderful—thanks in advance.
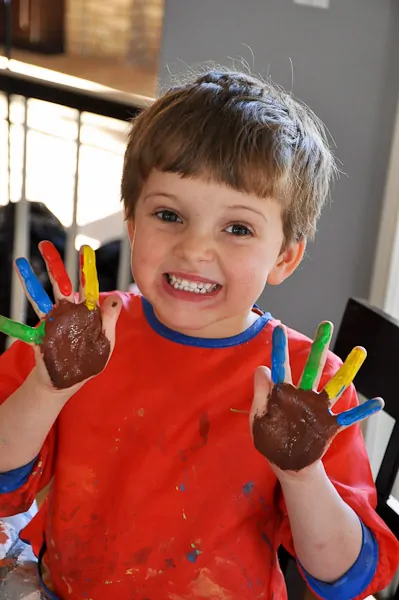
[0,61,149,329]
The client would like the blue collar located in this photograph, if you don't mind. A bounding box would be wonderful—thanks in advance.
[141,297,272,348]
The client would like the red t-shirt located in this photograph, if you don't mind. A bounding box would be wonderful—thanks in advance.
[0,292,397,599]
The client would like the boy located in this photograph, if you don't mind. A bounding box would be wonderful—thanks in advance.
[0,69,398,600]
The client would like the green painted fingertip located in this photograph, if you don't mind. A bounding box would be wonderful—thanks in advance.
[300,321,332,390]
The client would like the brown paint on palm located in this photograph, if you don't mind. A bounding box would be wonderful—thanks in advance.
[41,300,110,389]
[252,383,339,471]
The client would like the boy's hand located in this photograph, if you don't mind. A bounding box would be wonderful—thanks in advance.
[0,241,122,392]
[250,322,383,475]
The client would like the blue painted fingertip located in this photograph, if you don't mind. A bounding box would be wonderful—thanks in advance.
[336,398,384,427]
[271,326,286,385]
[16,257,53,314]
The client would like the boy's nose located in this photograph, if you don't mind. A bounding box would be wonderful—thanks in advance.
[174,230,214,263]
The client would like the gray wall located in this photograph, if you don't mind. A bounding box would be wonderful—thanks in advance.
[158,0,399,338]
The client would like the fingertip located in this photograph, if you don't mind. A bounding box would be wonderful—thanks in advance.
[273,323,286,338]
[109,294,122,309]
[252,365,272,417]
[318,320,334,339]
[38,240,50,253]
[355,345,367,358]
[271,325,287,385]
[102,294,123,317]
[14,256,28,273]
[336,396,384,427]
[369,396,384,411]
[320,319,333,328]
[253,366,264,397]
[254,365,271,383]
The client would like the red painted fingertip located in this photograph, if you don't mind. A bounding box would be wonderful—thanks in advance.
[40,240,72,296]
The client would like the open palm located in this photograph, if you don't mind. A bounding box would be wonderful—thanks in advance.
[250,322,383,472]
[0,241,121,391]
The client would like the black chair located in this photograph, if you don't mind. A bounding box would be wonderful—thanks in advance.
[280,297,399,596]
[334,297,399,598]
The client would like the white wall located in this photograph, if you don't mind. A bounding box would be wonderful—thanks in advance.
[158,0,399,339]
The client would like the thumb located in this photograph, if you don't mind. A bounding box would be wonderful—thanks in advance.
[101,294,123,351]
[250,366,273,430]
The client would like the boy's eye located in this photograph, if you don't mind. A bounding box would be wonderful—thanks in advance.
[154,210,182,223]
[225,223,253,237]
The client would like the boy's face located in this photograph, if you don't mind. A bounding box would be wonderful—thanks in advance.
[128,170,304,338]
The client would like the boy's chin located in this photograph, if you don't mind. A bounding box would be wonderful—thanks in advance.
[154,306,253,340]
[153,306,219,338]
[161,313,211,336]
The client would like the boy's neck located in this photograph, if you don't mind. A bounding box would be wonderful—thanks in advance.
[152,305,261,340]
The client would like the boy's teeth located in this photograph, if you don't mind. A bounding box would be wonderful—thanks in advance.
[168,274,218,293]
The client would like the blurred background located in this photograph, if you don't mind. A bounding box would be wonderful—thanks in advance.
[1,0,399,341]
[0,0,162,93]
[1,1,399,597]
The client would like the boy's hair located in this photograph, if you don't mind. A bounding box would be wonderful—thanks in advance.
[121,70,336,245]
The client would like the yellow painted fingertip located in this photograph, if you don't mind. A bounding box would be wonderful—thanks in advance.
[81,245,99,311]
[324,346,367,399]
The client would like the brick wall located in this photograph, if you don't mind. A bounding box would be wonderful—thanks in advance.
[65,0,164,68]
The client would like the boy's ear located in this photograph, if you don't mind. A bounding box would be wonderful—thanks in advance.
[127,219,135,242]
[267,238,306,285]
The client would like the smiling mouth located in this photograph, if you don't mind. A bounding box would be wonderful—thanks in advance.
[165,274,221,294]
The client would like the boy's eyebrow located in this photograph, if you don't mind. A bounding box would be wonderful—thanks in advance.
[143,191,179,202]
[228,205,268,223]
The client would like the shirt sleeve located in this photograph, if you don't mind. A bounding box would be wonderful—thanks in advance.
[0,456,38,492]
[278,353,399,599]
[0,340,56,517]
[301,519,379,599]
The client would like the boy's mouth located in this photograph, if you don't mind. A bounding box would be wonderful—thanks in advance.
[165,273,221,294]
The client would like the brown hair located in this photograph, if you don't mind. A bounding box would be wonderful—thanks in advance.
[121,69,336,245]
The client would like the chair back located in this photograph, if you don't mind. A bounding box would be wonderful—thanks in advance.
[333,298,399,537]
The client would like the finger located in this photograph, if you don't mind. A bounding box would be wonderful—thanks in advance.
[250,366,273,428]
[323,346,367,405]
[39,241,73,302]
[271,325,292,385]
[79,245,99,310]
[0,315,45,344]
[15,257,53,318]
[299,321,333,391]
[336,397,384,427]
[100,294,123,352]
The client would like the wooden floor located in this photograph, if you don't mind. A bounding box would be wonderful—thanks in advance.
[0,47,157,99]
